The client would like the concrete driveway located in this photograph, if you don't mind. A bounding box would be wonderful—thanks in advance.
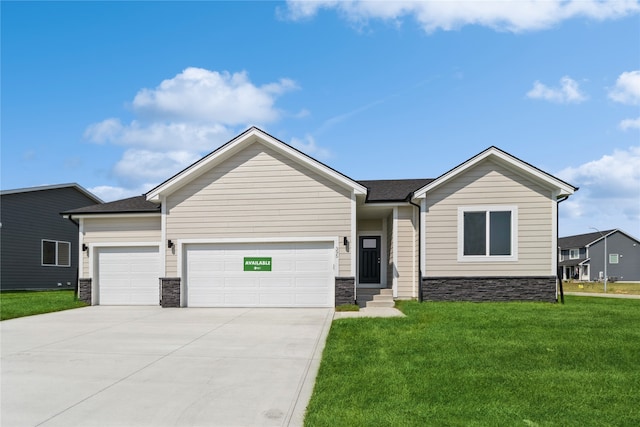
[1,306,333,427]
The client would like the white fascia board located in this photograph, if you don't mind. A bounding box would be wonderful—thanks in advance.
[66,213,161,220]
[146,128,366,202]
[413,147,576,199]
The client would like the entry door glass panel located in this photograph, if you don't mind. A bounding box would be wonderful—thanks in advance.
[359,236,381,284]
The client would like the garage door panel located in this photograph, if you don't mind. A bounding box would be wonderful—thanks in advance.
[97,246,160,306]
[186,242,334,307]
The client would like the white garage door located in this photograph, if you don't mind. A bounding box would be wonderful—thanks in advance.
[97,246,160,305]
[186,242,335,307]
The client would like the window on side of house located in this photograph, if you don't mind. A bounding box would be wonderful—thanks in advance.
[42,240,71,267]
[569,248,579,259]
[458,206,518,262]
[609,254,619,264]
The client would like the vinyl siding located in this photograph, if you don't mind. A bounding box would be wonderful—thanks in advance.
[358,219,382,232]
[424,159,554,277]
[396,206,417,299]
[0,187,100,290]
[165,142,352,277]
[81,216,161,277]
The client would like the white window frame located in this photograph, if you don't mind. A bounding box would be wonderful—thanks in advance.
[609,254,619,264]
[569,248,579,260]
[42,239,71,267]
[457,206,518,262]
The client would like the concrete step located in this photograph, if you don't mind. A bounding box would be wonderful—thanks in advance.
[356,288,393,308]
[366,299,395,308]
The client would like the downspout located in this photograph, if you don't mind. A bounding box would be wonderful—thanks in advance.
[408,197,423,302]
[63,214,80,298]
[556,196,569,304]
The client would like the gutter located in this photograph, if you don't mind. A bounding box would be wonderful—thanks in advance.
[408,197,423,302]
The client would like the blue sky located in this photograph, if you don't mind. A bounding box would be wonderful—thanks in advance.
[2,0,639,237]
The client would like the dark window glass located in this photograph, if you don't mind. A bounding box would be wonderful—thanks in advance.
[58,242,71,266]
[464,212,486,256]
[43,241,56,265]
[489,211,511,255]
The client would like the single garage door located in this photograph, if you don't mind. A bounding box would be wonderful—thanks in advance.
[186,242,334,307]
[97,246,160,305]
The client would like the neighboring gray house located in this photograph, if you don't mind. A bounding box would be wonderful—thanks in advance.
[559,229,640,282]
[0,184,102,290]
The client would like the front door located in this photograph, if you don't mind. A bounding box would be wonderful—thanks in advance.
[359,236,381,284]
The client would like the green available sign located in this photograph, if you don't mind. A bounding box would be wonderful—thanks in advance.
[244,257,272,272]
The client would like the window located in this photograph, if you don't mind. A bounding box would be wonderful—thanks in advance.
[458,206,518,262]
[569,249,579,260]
[42,240,71,267]
[609,254,619,264]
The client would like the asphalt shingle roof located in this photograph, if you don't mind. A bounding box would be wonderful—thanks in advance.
[358,179,434,202]
[558,229,616,249]
[63,195,160,215]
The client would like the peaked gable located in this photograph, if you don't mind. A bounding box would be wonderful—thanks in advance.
[146,127,366,202]
[413,146,577,199]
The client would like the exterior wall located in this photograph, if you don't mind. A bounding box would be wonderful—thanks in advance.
[386,214,394,287]
[396,206,417,299]
[424,159,555,277]
[422,276,557,302]
[335,277,355,305]
[0,188,100,290]
[358,219,382,232]
[587,232,640,282]
[165,142,352,277]
[81,216,161,277]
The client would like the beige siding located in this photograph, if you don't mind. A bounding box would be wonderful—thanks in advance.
[165,142,352,276]
[424,159,554,277]
[81,216,161,276]
[396,206,418,299]
[358,219,382,232]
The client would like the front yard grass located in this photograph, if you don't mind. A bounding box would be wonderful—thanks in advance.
[0,290,87,320]
[305,297,640,426]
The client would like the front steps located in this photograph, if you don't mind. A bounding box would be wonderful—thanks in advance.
[356,288,394,309]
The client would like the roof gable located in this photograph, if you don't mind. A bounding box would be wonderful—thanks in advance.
[559,229,639,249]
[146,127,366,202]
[413,146,577,199]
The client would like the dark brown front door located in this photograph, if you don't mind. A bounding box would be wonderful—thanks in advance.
[359,236,381,284]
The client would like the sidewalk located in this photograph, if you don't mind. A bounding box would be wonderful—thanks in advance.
[564,292,640,300]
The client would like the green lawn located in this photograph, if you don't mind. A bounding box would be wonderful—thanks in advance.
[563,281,640,295]
[0,290,87,320]
[305,297,640,426]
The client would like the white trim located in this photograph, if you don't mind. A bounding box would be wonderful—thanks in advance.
[78,218,84,278]
[420,198,426,276]
[392,207,398,298]
[412,206,417,299]
[146,128,366,202]
[67,213,161,220]
[381,219,388,288]
[551,190,559,276]
[160,196,167,276]
[413,147,576,199]
[457,206,519,262]
[350,191,357,276]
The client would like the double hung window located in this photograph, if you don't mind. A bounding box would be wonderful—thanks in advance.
[42,240,71,267]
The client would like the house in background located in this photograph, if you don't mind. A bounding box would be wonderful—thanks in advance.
[65,127,577,308]
[1,184,102,290]
[559,229,640,282]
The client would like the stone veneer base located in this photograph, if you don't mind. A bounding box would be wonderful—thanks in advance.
[421,276,557,302]
[335,277,355,306]
[160,277,181,308]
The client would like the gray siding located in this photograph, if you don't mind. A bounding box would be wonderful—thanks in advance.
[587,232,640,282]
[1,187,99,290]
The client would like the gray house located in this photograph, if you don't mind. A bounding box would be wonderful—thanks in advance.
[559,229,640,282]
[0,184,102,290]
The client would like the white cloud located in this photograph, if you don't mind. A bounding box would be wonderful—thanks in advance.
[620,116,640,130]
[290,135,331,160]
[88,184,150,202]
[83,68,312,199]
[283,0,640,33]
[557,146,640,236]
[526,76,587,104]
[608,70,640,105]
[132,68,298,124]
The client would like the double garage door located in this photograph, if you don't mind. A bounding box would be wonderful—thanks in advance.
[96,242,334,307]
[185,242,335,308]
